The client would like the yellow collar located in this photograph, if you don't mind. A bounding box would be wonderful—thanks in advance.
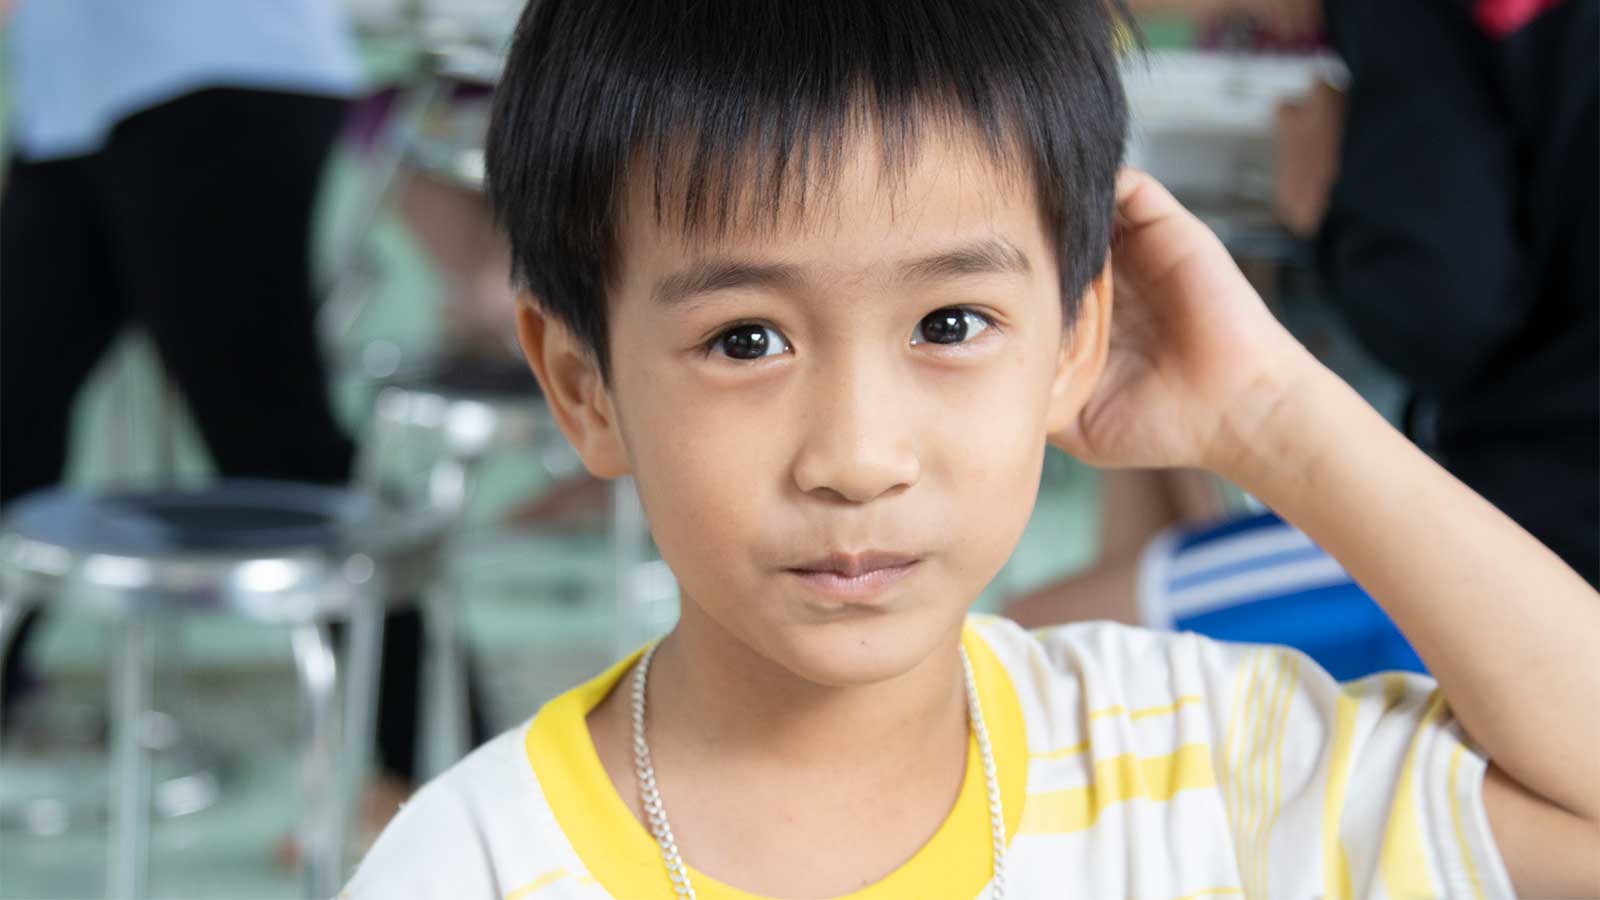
[523,621,1028,899]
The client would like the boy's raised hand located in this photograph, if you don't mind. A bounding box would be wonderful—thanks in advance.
[1050,169,1316,476]
[1057,171,1600,896]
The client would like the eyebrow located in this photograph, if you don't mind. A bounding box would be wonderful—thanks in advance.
[651,238,1032,306]
[652,260,804,307]
[896,239,1033,283]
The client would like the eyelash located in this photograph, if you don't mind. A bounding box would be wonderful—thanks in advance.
[702,306,998,361]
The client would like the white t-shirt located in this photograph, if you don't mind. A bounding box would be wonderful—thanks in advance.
[343,615,1512,899]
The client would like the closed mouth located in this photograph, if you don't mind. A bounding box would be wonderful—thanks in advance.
[787,551,921,577]
[784,551,922,602]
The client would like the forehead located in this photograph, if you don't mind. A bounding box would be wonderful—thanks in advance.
[610,131,1055,292]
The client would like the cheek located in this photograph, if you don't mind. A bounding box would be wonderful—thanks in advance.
[932,338,1055,483]
[926,340,1056,560]
[609,361,780,583]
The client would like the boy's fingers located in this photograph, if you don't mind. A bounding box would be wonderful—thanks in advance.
[1114,167,1190,234]
[1113,166,1154,210]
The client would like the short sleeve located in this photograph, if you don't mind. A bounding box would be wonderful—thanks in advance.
[339,777,501,900]
[337,721,592,900]
[1189,634,1515,899]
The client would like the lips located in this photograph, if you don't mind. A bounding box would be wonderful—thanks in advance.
[785,551,921,602]
[789,551,920,577]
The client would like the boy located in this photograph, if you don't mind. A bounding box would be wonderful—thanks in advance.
[346,0,1599,896]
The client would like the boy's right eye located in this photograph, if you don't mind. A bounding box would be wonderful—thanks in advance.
[711,324,792,360]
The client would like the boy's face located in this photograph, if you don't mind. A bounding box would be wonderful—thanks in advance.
[520,135,1109,687]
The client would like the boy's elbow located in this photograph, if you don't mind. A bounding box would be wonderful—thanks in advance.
[1482,763,1600,896]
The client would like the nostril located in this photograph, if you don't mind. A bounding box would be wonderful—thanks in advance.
[791,389,920,501]
[793,458,919,504]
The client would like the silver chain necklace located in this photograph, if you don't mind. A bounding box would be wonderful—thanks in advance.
[630,644,1006,899]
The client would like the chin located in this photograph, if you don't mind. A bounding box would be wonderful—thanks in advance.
[765,609,965,688]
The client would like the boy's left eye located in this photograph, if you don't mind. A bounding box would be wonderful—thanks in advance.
[709,323,792,360]
[911,307,992,345]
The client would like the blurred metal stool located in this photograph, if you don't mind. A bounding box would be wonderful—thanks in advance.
[363,356,547,779]
[360,354,655,775]
[366,355,571,493]
[320,39,504,380]
[0,479,445,900]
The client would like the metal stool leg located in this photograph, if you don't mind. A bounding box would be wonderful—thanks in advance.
[320,75,446,351]
[291,622,342,899]
[611,477,649,658]
[330,590,385,891]
[0,588,38,754]
[108,615,155,900]
[422,582,469,779]
[420,455,474,780]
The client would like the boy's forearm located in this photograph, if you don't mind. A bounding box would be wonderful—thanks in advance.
[1003,551,1144,630]
[1213,361,1600,824]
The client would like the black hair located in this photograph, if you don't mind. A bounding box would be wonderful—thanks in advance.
[486,0,1131,374]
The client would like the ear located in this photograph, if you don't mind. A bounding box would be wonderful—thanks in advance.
[515,297,631,478]
[1044,257,1112,434]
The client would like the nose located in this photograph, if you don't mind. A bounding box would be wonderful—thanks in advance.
[791,358,921,504]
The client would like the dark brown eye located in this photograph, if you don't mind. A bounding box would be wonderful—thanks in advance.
[913,308,990,345]
[715,324,790,359]
[918,309,967,344]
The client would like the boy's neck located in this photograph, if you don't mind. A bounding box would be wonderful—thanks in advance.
[586,605,973,894]
[660,610,968,765]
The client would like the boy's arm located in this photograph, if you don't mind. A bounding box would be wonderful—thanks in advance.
[1056,170,1600,893]
[1219,358,1600,894]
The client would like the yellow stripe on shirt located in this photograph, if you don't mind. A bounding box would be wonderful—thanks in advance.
[1168,888,1245,900]
[1221,651,1262,844]
[1448,745,1487,900]
[1255,651,1298,898]
[1030,738,1090,762]
[1320,690,1360,900]
[1378,689,1448,900]
[1245,652,1288,896]
[1087,695,1206,723]
[1031,696,1208,763]
[1017,742,1216,834]
[1228,650,1273,881]
[1381,672,1409,711]
[505,869,577,899]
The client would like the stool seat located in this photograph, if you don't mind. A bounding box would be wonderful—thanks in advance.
[372,355,562,464]
[386,353,542,400]
[6,480,375,555]
[0,480,442,623]
[0,479,444,898]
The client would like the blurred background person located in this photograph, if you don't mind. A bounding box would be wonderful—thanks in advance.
[0,5,358,498]
[1007,0,1430,683]
[394,127,522,360]
[0,0,486,863]
[1013,0,1595,660]
[1277,0,1599,585]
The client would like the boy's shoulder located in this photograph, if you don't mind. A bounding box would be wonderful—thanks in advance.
[342,716,581,899]
[973,611,1196,657]
[969,613,1259,761]
[971,612,1221,701]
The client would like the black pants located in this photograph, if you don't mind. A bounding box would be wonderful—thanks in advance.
[0,88,481,780]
